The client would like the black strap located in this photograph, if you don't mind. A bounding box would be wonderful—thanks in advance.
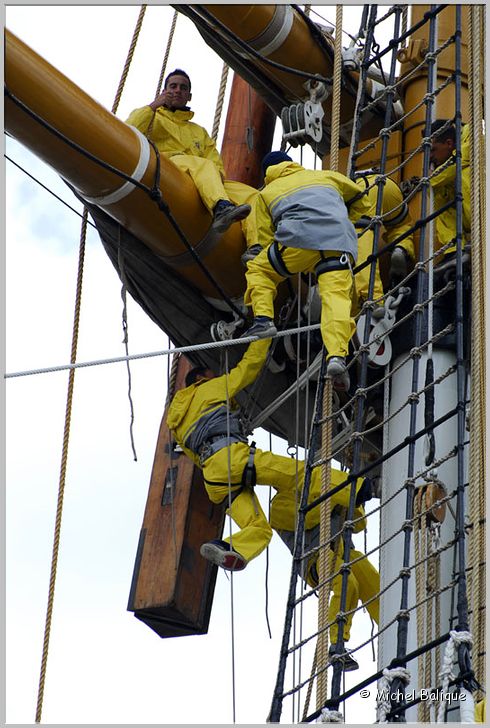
[314,254,350,278]
[241,441,257,489]
[267,241,292,277]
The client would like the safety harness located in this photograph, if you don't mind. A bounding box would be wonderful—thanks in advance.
[267,239,352,281]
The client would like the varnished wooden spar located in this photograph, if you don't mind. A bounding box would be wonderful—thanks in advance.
[4,29,246,300]
[127,355,225,638]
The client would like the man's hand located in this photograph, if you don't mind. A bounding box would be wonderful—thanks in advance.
[149,89,173,112]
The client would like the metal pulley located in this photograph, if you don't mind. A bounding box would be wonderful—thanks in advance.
[280,79,328,147]
[356,287,410,367]
[415,475,447,527]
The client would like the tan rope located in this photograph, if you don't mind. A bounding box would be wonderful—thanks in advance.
[147,8,179,137]
[467,4,486,698]
[211,62,230,142]
[316,379,333,711]
[35,9,153,717]
[329,5,343,171]
[315,9,344,709]
[35,211,88,723]
[111,5,147,114]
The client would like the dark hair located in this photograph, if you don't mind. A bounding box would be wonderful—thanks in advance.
[164,68,191,91]
[185,366,208,387]
[429,119,456,142]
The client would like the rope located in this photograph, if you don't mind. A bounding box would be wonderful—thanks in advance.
[35,10,151,717]
[437,630,473,722]
[316,377,333,710]
[316,6,342,709]
[35,211,88,723]
[147,8,178,137]
[318,707,343,722]
[211,62,229,141]
[4,321,324,379]
[329,5,343,171]
[467,4,486,700]
[376,667,411,723]
[111,5,147,114]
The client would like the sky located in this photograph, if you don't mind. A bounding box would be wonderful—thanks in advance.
[4,4,397,725]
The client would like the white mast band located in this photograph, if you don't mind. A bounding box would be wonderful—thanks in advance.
[84,126,151,206]
[248,5,294,57]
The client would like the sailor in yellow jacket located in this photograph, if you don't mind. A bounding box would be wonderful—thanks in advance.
[126,68,254,235]
[429,119,471,258]
[240,151,372,391]
[352,172,415,315]
[270,467,380,671]
[167,337,316,572]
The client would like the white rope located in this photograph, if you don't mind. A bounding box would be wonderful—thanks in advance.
[376,667,411,723]
[4,322,322,379]
[437,630,473,723]
[317,708,343,723]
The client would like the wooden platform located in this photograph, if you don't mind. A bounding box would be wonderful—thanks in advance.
[127,356,225,637]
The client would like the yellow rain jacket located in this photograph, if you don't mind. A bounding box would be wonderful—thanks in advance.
[354,173,414,305]
[167,338,306,564]
[270,467,379,641]
[430,123,471,252]
[126,105,259,239]
[255,162,371,254]
[166,338,270,467]
[126,105,225,174]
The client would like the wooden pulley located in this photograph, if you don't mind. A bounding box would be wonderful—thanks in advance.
[415,479,447,527]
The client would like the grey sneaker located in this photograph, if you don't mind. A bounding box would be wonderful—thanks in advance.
[390,246,409,278]
[241,244,263,266]
[240,316,277,339]
[328,645,359,672]
[326,356,350,392]
[212,201,251,233]
[200,539,247,572]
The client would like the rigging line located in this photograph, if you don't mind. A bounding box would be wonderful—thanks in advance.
[211,62,229,141]
[387,9,441,715]
[34,209,88,724]
[111,4,146,114]
[223,347,238,723]
[4,87,246,321]
[147,7,179,137]
[4,321,322,379]
[117,230,138,462]
[5,154,98,227]
[268,356,329,723]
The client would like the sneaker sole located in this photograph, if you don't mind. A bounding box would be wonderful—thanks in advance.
[200,543,247,572]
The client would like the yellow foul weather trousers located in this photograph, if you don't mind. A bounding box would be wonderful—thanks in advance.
[169,155,258,245]
[328,548,380,643]
[202,442,302,563]
[244,246,355,358]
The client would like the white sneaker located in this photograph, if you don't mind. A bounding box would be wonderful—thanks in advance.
[326,356,350,391]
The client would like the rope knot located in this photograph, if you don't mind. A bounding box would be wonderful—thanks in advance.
[318,708,343,723]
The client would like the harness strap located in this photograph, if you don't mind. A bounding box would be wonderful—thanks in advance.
[241,441,257,489]
[354,215,373,230]
[267,240,292,277]
[314,253,350,278]
[384,201,409,227]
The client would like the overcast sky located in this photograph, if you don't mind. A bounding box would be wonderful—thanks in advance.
[5,5,382,724]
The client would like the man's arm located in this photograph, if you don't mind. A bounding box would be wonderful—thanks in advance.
[220,338,271,400]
